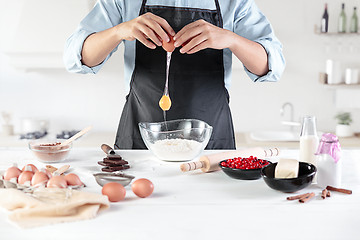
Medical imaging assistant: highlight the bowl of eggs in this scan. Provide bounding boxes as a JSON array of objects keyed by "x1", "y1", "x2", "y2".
[
  {"x1": 28, "y1": 139, "x2": 72, "y2": 163},
  {"x1": 139, "y1": 119, "x2": 213, "y2": 162},
  {"x1": 0, "y1": 163, "x2": 84, "y2": 191}
]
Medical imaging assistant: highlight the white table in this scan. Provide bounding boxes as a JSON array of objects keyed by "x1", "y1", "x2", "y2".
[{"x1": 0, "y1": 147, "x2": 359, "y2": 240}]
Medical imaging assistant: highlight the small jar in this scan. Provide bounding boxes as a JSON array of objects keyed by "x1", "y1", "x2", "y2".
[{"x1": 315, "y1": 133, "x2": 342, "y2": 188}]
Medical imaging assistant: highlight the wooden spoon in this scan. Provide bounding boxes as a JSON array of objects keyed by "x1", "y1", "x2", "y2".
[
  {"x1": 59, "y1": 126, "x2": 92, "y2": 146},
  {"x1": 45, "y1": 164, "x2": 70, "y2": 175},
  {"x1": 53, "y1": 165, "x2": 70, "y2": 175}
]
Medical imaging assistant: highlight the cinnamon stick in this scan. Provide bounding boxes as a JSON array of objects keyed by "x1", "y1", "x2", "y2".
[
  {"x1": 321, "y1": 189, "x2": 328, "y2": 199},
  {"x1": 299, "y1": 192, "x2": 315, "y2": 203},
  {"x1": 287, "y1": 193, "x2": 310, "y2": 201},
  {"x1": 326, "y1": 190, "x2": 331, "y2": 198},
  {"x1": 326, "y1": 186, "x2": 352, "y2": 195}
]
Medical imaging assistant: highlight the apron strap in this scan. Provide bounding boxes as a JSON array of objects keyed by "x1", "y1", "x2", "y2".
[
  {"x1": 214, "y1": 0, "x2": 223, "y2": 28},
  {"x1": 140, "y1": 0, "x2": 223, "y2": 27},
  {"x1": 139, "y1": 0, "x2": 147, "y2": 15}
]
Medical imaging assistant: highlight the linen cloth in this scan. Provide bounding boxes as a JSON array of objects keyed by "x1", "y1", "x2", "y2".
[{"x1": 0, "y1": 188, "x2": 109, "y2": 228}]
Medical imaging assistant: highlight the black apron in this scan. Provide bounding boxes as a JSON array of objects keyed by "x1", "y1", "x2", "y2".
[{"x1": 114, "y1": 0, "x2": 235, "y2": 150}]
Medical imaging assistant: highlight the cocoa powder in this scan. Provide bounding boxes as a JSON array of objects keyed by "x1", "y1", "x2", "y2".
[{"x1": 31, "y1": 143, "x2": 71, "y2": 163}]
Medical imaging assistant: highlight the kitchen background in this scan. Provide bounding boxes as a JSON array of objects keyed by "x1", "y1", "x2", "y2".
[{"x1": 0, "y1": 0, "x2": 359, "y2": 143}]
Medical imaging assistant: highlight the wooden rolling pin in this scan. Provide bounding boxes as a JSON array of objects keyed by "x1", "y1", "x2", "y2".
[{"x1": 180, "y1": 147, "x2": 280, "y2": 173}]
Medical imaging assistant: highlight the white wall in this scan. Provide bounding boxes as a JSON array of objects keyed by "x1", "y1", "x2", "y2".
[
  {"x1": 230, "y1": 0, "x2": 360, "y2": 133},
  {"x1": 0, "y1": 0, "x2": 360, "y2": 136}
]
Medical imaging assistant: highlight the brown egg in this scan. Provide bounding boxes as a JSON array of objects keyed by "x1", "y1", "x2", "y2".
[
  {"x1": 102, "y1": 182, "x2": 126, "y2": 202},
  {"x1": 131, "y1": 178, "x2": 154, "y2": 198},
  {"x1": 47, "y1": 175, "x2": 68, "y2": 188},
  {"x1": 64, "y1": 173, "x2": 83, "y2": 186},
  {"x1": 4, "y1": 166, "x2": 22, "y2": 181},
  {"x1": 162, "y1": 35, "x2": 175, "y2": 52},
  {"x1": 31, "y1": 171, "x2": 49, "y2": 186},
  {"x1": 22, "y1": 164, "x2": 38, "y2": 173},
  {"x1": 18, "y1": 171, "x2": 34, "y2": 185}
]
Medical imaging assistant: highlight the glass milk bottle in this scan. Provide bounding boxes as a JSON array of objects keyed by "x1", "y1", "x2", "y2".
[
  {"x1": 315, "y1": 133, "x2": 342, "y2": 188},
  {"x1": 299, "y1": 116, "x2": 319, "y2": 166}
]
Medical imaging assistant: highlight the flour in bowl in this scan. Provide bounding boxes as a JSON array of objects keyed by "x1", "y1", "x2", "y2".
[{"x1": 151, "y1": 138, "x2": 203, "y2": 161}]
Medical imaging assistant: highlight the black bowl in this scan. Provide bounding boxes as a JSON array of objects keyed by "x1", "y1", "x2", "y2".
[
  {"x1": 261, "y1": 162, "x2": 317, "y2": 193},
  {"x1": 219, "y1": 160, "x2": 271, "y2": 180}
]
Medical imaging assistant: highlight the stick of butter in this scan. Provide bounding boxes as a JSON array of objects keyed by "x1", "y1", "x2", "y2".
[{"x1": 275, "y1": 158, "x2": 299, "y2": 178}]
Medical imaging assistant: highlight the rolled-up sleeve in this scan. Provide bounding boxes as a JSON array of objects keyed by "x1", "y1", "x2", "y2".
[
  {"x1": 233, "y1": 0, "x2": 285, "y2": 82},
  {"x1": 63, "y1": 0, "x2": 123, "y2": 74}
]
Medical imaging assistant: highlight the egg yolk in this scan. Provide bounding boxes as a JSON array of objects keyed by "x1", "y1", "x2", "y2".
[{"x1": 159, "y1": 95, "x2": 172, "y2": 111}]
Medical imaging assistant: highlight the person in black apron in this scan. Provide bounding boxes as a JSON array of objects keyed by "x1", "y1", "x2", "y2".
[{"x1": 114, "y1": 0, "x2": 236, "y2": 150}]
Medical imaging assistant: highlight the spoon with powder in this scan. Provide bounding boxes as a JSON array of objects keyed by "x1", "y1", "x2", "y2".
[{"x1": 59, "y1": 126, "x2": 92, "y2": 147}]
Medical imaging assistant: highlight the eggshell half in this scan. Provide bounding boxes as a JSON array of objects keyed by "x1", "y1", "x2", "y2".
[
  {"x1": 31, "y1": 171, "x2": 49, "y2": 186},
  {"x1": 18, "y1": 171, "x2": 34, "y2": 185},
  {"x1": 41, "y1": 168, "x2": 53, "y2": 179},
  {"x1": 47, "y1": 175, "x2": 68, "y2": 188},
  {"x1": 64, "y1": 173, "x2": 83, "y2": 186},
  {"x1": 4, "y1": 166, "x2": 22, "y2": 181},
  {"x1": 22, "y1": 164, "x2": 39, "y2": 173}
]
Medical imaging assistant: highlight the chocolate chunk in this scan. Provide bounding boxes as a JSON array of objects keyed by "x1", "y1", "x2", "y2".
[
  {"x1": 101, "y1": 167, "x2": 114, "y2": 172},
  {"x1": 103, "y1": 158, "x2": 128, "y2": 165},
  {"x1": 101, "y1": 165, "x2": 130, "y2": 172},
  {"x1": 98, "y1": 160, "x2": 128, "y2": 167},
  {"x1": 106, "y1": 154, "x2": 122, "y2": 160},
  {"x1": 98, "y1": 161, "x2": 113, "y2": 167},
  {"x1": 107, "y1": 165, "x2": 130, "y2": 171}
]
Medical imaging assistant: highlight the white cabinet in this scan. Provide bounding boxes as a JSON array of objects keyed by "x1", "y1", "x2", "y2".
[{"x1": 0, "y1": 0, "x2": 96, "y2": 69}]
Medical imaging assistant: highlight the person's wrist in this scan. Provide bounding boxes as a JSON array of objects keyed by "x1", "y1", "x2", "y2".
[
  {"x1": 114, "y1": 22, "x2": 127, "y2": 42},
  {"x1": 225, "y1": 30, "x2": 239, "y2": 51}
]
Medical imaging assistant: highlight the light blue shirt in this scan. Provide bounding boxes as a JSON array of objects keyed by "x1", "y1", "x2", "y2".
[{"x1": 64, "y1": 0, "x2": 285, "y2": 92}]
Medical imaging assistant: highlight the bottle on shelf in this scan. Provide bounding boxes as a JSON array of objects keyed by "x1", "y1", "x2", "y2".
[
  {"x1": 350, "y1": 7, "x2": 358, "y2": 33},
  {"x1": 338, "y1": 3, "x2": 347, "y2": 33},
  {"x1": 321, "y1": 3, "x2": 329, "y2": 33}
]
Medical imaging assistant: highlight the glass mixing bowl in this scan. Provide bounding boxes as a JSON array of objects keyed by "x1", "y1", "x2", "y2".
[
  {"x1": 28, "y1": 139, "x2": 72, "y2": 163},
  {"x1": 139, "y1": 119, "x2": 213, "y2": 162}
]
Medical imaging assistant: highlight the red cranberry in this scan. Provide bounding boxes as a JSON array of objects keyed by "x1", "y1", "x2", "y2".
[{"x1": 223, "y1": 157, "x2": 269, "y2": 170}]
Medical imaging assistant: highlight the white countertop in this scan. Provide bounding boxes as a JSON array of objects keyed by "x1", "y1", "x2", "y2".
[{"x1": 0, "y1": 147, "x2": 359, "y2": 240}]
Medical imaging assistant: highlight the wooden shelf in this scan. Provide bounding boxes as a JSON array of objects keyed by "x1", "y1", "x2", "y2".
[
  {"x1": 314, "y1": 25, "x2": 359, "y2": 36},
  {"x1": 321, "y1": 83, "x2": 360, "y2": 89},
  {"x1": 316, "y1": 32, "x2": 360, "y2": 36}
]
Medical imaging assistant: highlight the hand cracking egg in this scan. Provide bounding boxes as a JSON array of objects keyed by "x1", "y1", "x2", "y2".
[
  {"x1": 159, "y1": 95, "x2": 172, "y2": 111},
  {"x1": 162, "y1": 35, "x2": 175, "y2": 52}
]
